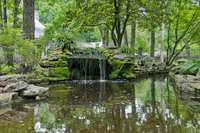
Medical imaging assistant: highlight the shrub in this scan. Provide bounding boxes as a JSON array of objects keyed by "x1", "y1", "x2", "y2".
[
  {"x1": 175, "y1": 60, "x2": 200, "y2": 75},
  {"x1": 0, "y1": 28, "x2": 41, "y2": 73}
]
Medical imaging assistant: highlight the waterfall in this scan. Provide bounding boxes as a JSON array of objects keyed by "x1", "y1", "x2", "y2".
[
  {"x1": 99, "y1": 59, "x2": 106, "y2": 81},
  {"x1": 83, "y1": 59, "x2": 88, "y2": 83},
  {"x1": 41, "y1": 42, "x2": 53, "y2": 60}
]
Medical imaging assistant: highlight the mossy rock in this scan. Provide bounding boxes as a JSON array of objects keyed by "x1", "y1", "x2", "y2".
[
  {"x1": 48, "y1": 67, "x2": 70, "y2": 79},
  {"x1": 109, "y1": 60, "x2": 135, "y2": 80},
  {"x1": 96, "y1": 48, "x2": 113, "y2": 58},
  {"x1": 40, "y1": 59, "x2": 68, "y2": 68}
]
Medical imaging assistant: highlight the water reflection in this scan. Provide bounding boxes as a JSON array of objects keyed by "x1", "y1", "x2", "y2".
[{"x1": 0, "y1": 76, "x2": 199, "y2": 133}]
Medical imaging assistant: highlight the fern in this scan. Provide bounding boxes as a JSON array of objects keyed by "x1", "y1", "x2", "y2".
[{"x1": 176, "y1": 60, "x2": 200, "y2": 75}]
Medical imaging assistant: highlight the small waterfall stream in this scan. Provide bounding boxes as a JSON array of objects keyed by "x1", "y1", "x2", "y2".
[
  {"x1": 99, "y1": 59, "x2": 106, "y2": 81},
  {"x1": 41, "y1": 42, "x2": 53, "y2": 60}
]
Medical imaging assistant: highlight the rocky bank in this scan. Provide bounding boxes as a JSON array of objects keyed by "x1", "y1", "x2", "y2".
[{"x1": 0, "y1": 75, "x2": 49, "y2": 105}]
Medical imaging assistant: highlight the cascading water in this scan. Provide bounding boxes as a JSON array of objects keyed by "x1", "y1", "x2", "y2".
[
  {"x1": 41, "y1": 42, "x2": 53, "y2": 60},
  {"x1": 99, "y1": 59, "x2": 106, "y2": 81},
  {"x1": 69, "y1": 49, "x2": 109, "y2": 80}
]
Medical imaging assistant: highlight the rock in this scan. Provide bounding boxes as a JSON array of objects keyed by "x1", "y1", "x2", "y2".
[
  {"x1": 173, "y1": 74, "x2": 200, "y2": 100},
  {"x1": 3, "y1": 83, "x2": 16, "y2": 92},
  {"x1": 0, "y1": 93, "x2": 17, "y2": 105},
  {"x1": 0, "y1": 87, "x2": 3, "y2": 93},
  {"x1": 113, "y1": 54, "x2": 127, "y2": 60},
  {"x1": 0, "y1": 107, "x2": 12, "y2": 116},
  {"x1": 35, "y1": 96, "x2": 41, "y2": 100},
  {"x1": 0, "y1": 75, "x2": 26, "y2": 83},
  {"x1": 3, "y1": 81, "x2": 28, "y2": 92},
  {"x1": 22, "y1": 85, "x2": 49, "y2": 97}
]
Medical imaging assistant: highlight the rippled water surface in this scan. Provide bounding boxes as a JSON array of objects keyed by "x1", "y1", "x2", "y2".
[{"x1": 0, "y1": 76, "x2": 199, "y2": 133}]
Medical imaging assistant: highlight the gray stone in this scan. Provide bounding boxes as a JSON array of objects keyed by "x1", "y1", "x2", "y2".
[
  {"x1": 0, "y1": 93, "x2": 17, "y2": 105},
  {"x1": 13, "y1": 81, "x2": 29, "y2": 92},
  {"x1": 0, "y1": 75, "x2": 26, "y2": 82},
  {"x1": 22, "y1": 85, "x2": 49, "y2": 97},
  {"x1": 174, "y1": 74, "x2": 200, "y2": 97},
  {"x1": 3, "y1": 81, "x2": 28, "y2": 92}
]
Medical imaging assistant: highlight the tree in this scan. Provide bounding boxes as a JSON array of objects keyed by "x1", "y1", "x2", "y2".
[
  {"x1": 122, "y1": 27, "x2": 128, "y2": 46},
  {"x1": 131, "y1": 19, "x2": 136, "y2": 59},
  {"x1": 23, "y1": 0, "x2": 35, "y2": 39},
  {"x1": 0, "y1": 0, "x2": 2, "y2": 28},
  {"x1": 3, "y1": 0, "x2": 7, "y2": 25},
  {"x1": 13, "y1": 0, "x2": 21, "y2": 28},
  {"x1": 150, "y1": 30, "x2": 155, "y2": 57},
  {"x1": 165, "y1": 0, "x2": 200, "y2": 67}
]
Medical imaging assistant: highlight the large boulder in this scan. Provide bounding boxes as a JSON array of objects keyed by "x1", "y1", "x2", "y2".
[
  {"x1": 0, "y1": 75, "x2": 27, "y2": 88},
  {"x1": 173, "y1": 74, "x2": 200, "y2": 99},
  {"x1": 3, "y1": 81, "x2": 28, "y2": 92},
  {"x1": 22, "y1": 85, "x2": 49, "y2": 97}
]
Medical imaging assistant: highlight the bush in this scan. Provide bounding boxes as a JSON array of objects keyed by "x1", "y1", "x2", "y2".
[
  {"x1": 0, "y1": 64, "x2": 14, "y2": 74},
  {"x1": 0, "y1": 28, "x2": 41, "y2": 73},
  {"x1": 175, "y1": 60, "x2": 200, "y2": 75}
]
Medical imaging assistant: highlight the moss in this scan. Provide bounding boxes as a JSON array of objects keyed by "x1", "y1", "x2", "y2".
[
  {"x1": 109, "y1": 60, "x2": 135, "y2": 80},
  {"x1": 40, "y1": 59, "x2": 68, "y2": 68},
  {"x1": 97, "y1": 48, "x2": 113, "y2": 58},
  {"x1": 48, "y1": 67, "x2": 70, "y2": 78}
]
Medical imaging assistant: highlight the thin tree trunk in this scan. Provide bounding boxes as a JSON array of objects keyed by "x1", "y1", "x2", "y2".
[
  {"x1": 150, "y1": 29, "x2": 155, "y2": 57},
  {"x1": 131, "y1": 20, "x2": 136, "y2": 60},
  {"x1": 131, "y1": 20, "x2": 136, "y2": 48},
  {"x1": 100, "y1": 28, "x2": 106, "y2": 47},
  {"x1": 101, "y1": 28, "x2": 109, "y2": 48},
  {"x1": 160, "y1": 24, "x2": 165, "y2": 63},
  {"x1": 185, "y1": 41, "x2": 190, "y2": 57},
  {"x1": 105, "y1": 29, "x2": 109, "y2": 47},
  {"x1": 122, "y1": 27, "x2": 128, "y2": 46},
  {"x1": 13, "y1": 0, "x2": 21, "y2": 28},
  {"x1": 0, "y1": 0, "x2": 2, "y2": 28},
  {"x1": 3, "y1": 0, "x2": 7, "y2": 25},
  {"x1": 23, "y1": 0, "x2": 35, "y2": 40}
]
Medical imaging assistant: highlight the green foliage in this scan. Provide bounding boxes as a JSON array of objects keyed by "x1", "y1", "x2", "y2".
[
  {"x1": 109, "y1": 60, "x2": 135, "y2": 79},
  {"x1": 97, "y1": 48, "x2": 113, "y2": 58},
  {"x1": 0, "y1": 28, "x2": 41, "y2": 72},
  {"x1": 176, "y1": 60, "x2": 200, "y2": 75},
  {"x1": 49, "y1": 67, "x2": 70, "y2": 78},
  {"x1": 136, "y1": 33, "x2": 149, "y2": 52},
  {"x1": 120, "y1": 46, "x2": 135, "y2": 54},
  {"x1": 0, "y1": 64, "x2": 14, "y2": 74}
]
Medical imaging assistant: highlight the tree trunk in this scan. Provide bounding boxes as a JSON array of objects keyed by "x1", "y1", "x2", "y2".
[
  {"x1": 131, "y1": 20, "x2": 136, "y2": 49},
  {"x1": 101, "y1": 28, "x2": 109, "y2": 48},
  {"x1": 105, "y1": 29, "x2": 109, "y2": 47},
  {"x1": 23, "y1": 0, "x2": 35, "y2": 40},
  {"x1": 185, "y1": 41, "x2": 190, "y2": 57},
  {"x1": 0, "y1": 0, "x2": 2, "y2": 28},
  {"x1": 122, "y1": 27, "x2": 128, "y2": 46},
  {"x1": 3, "y1": 0, "x2": 7, "y2": 25},
  {"x1": 150, "y1": 30, "x2": 155, "y2": 57},
  {"x1": 13, "y1": 0, "x2": 21, "y2": 28},
  {"x1": 160, "y1": 24, "x2": 165, "y2": 63}
]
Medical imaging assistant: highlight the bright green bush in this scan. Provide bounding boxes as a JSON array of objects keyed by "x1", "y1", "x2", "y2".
[
  {"x1": 0, "y1": 64, "x2": 14, "y2": 74},
  {"x1": 0, "y1": 28, "x2": 42, "y2": 73}
]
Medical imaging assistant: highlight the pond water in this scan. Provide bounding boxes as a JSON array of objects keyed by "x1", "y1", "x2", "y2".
[{"x1": 0, "y1": 76, "x2": 199, "y2": 133}]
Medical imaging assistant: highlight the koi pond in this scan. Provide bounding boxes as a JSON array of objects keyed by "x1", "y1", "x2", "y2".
[{"x1": 0, "y1": 76, "x2": 199, "y2": 133}]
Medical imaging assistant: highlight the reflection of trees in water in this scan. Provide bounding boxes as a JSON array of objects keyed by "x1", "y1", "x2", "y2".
[
  {"x1": 60, "y1": 78, "x2": 200, "y2": 133},
  {"x1": 2, "y1": 77, "x2": 198, "y2": 133}
]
